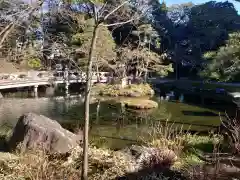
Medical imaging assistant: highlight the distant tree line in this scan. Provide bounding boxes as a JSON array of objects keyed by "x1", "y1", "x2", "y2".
[{"x1": 1, "y1": 0, "x2": 240, "y2": 81}]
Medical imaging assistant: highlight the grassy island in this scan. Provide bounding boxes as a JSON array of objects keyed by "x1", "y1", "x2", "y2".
[{"x1": 93, "y1": 83, "x2": 154, "y2": 97}]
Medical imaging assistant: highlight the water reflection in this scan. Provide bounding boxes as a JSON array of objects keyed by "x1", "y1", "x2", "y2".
[
  {"x1": 0, "y1": 95, "x2": 223, "y2": 149},
  {"x1": 182, "y1": 111, "x2": 218, "y2": 117}
]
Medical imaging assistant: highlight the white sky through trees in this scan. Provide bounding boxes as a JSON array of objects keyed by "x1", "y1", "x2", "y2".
[{"x1": 23, "y1": 0, "x2": 240, "y2": 13}]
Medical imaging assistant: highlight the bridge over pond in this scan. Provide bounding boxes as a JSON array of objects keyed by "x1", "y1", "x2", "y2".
[{"x1": 0, "y1": 70, "x2": 109, "y2": 96}]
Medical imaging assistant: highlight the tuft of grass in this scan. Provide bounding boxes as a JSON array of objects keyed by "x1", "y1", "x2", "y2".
[
  {"x1": 184, "y1": 134, "x2": 223, "y2": 153},
  {"x1": 0, "y1": 149, "x2": 81, "y2": 180},
  {"x1": 143, "y1": 120, "x2": 188, "y2": 156},
  {"x1": 141, "y1": 120, "x2": 224, "y2": 171},
  {"x1": 173, "y1": 153, "x2": 203, "y2": 169}
]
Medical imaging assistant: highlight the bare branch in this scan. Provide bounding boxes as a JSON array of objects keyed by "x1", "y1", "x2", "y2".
[
  {"x1": 0, "y1": 0, "x2": 44, "y2": 49},
  {"x1": 0, "y1": 23, "x2": 13, "y2": 37},
  {"x1": 0, "y1": 23, "x2": 15, "y2": 48},
  {"x1": 97, "y1": 2, "x2": 108, "y2": 18},
  {"x1": 103, "y1": 1, "x2": 128, "y2": 21},
  {"x1": 102, "y1": 18, "x2": 135, "y2": 27}
]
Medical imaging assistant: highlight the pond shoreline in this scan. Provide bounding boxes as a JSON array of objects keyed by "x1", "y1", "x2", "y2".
[
  {"x1": 0, "y1": 88, "x2": 239, "y2": 179},
  {"x1": 0, "y1": 113, "x2": 237, "y2": 180}
]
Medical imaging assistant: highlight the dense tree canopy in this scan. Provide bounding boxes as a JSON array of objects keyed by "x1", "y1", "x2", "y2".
[
  {"x1": 164, "y1": 1, "x2": 240, "y2": 79},
  {"x1": 1, "y1": 0, "x2": 240, "y2": 81},
  {"x1": 201, "y1": 32, "x2": 240, "y2": 81}
]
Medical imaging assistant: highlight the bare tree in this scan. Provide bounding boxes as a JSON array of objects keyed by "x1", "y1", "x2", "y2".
[
  {"x1": 0, "y1": 0, "x2": 44, "y2": 50},
  {"x1": 65, "y1": 1, "x2": 148, "y2": 179},
  {"x1": 107, "y1": 44, "x2": 173, "y2": 85}
]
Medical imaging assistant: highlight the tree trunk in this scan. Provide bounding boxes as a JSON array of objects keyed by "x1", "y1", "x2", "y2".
[
  {"x1": 82, "y1": 25, "x2": 99, "y2": 180},
  {"x1": 96, "y1": 100, "x2": 100, "y2": 124},
  {"x1": 135, "y1": 69, "x2": 138, "y2": 79},
  {"x1": 121, "y1": 77, "x2": 127, "y2": 88},
  {"x1": 96, "y1": 60, "x2": 100, "y2": 83},
  {"x1": 0, "y1": 23, "x2": 15, "y2": 49},
  {"x1": 144, "y1": 70, "x2": 148, "y2": 82},
  {"x1": 145, "y1": 40, "x2": 150, "y2": 83}
]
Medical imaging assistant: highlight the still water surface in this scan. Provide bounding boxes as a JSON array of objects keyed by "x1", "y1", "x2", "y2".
[{"x1": 0, "y1": 94, "x2": 225, "y2": 149}]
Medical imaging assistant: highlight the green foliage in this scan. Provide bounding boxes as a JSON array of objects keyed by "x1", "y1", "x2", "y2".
[
  {"x1": 155, "y1": 38, "x2": 161, "y2": 49},
  {"x1": 27, "y1": 58, "x2": 42, "y2": 69},
  {"x1": 166, "y1": 1, "x2": 240, "y2": 78},
  {"x1": 72, "y1": 18, "x2": 116, "y2": 70},
  {"x1": 122, "y1": 47, "x2": 173, "y2": 77},
  {"x1": 202, "y1": 51, "x2": 216, "y2": 59},
  {"x1": 201, "y1": 32, "x2": 240, "y2": 81},
  {"x1": 71, "y1": 19, "x2": 95, "y2": 45},
  {"x1": 156, "y1": 64, "x2": 174, "y2": 77},
  {"x1": 160, "y1": 1, "x2": 167, "y2": 11},
  {"x1": 95, "y1": 83, "x2": 154, "y2": 97}
]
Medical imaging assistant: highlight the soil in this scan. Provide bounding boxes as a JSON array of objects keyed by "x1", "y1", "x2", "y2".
[{"x1": 0, "y1": 60, "x2": 20, "y2": 73}]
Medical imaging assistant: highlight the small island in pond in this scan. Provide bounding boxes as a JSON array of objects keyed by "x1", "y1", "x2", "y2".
[
  {"x1": 123, "y1": 99, "x2": 158, "y2": 109},
  {"x1": 93, "y1": 83, "x2": 155, "y2": 97}
]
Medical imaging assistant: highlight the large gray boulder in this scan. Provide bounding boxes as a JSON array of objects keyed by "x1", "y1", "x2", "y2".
[{"x1": 8, "y1": 113, "x2": 82, "y2": 153}]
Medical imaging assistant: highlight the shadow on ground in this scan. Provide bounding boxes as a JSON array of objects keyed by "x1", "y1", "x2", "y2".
[
  {"x1": 116, "y1": 167, "x2": 188, "y2": 180},
  {"x1": 0, "y1": 123, "x2": 12, "y2": 152},
  {"x1": 0, "y1": 135, "x2": 7, "y2": 151},
  {"x1": 116, "y1": 164, "x2": 240, "y2": 180},
  {"x1": 182, "y1": 110, "x2": 218, "y2": 117}
]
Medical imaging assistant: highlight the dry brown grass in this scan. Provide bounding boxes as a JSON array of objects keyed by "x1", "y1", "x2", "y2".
[
  {"x1": 0, "y1": 146, "x2": 134, "y2": 180},
  {"x1": 0, "y1": 149, "x2": 81, "y2": 180},
  {"x1": 0, "y1": 145, "x2": 181, "y2": 180},
  {"x1": 143, "y1": 120, "x2": 189, "y2": 156},
  {"x1": 0, "y1": 141, "x2": 233, "y2": 180}
]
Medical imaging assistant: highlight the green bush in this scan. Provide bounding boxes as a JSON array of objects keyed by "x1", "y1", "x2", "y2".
[
  {"x1": 28, "y1": 58, "x2": 42, "y2": 69},
  {"x1": 94, "y1": 83, "x2": 154, "y2": 97}
]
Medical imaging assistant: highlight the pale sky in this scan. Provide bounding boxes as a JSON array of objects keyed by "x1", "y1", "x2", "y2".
[
  {"x1": 24, "y1": 0, "x2": 240, "y2": 13},
  {"x1": 165, "y1": 0, "x2": 240, "y2": 12}
]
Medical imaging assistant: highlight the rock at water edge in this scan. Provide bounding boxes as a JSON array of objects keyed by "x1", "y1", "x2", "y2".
[{"x1": 8, "y1": 113, "x2": 82, "y2": 153}]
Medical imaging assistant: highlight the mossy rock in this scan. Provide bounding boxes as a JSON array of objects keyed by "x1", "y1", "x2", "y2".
[{"x1": 123, "y1": 99, "x2": 158, "y2": 109}]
